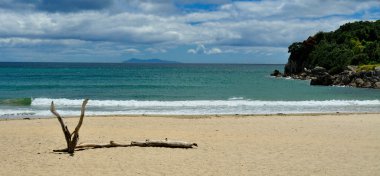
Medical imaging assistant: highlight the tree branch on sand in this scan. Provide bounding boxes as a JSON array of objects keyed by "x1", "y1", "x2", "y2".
[
  {"x1": 50, "y1": 99, "x2": 89, "y2": 154},
  {"x1": 50, "y1": 99, "x2": 197, "y2": 154}
]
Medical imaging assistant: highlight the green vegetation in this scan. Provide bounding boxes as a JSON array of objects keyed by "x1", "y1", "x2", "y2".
[
  {"x1": 357, "y1": 64, "x2": 380, "y2": 72},
  {"x1": 286, "y1": 20, "x2": 380, "y2": 74}
]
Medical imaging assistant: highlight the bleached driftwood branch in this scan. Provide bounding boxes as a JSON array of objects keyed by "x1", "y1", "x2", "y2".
[
  {"x1": 131, "y1": 139, "x2": 198, "y2": 148},
  {"x1": 50, "y1": 99, "x2": 89, "y2": 154},
  {"x1": 51, "y1": 99, "x2": 197, "y2": 154},
  {"x1": 53, "y1": 139, "x2": 197, "y2": 152}
]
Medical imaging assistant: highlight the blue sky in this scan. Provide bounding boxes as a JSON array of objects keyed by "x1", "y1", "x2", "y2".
[{"x1": 0, "y1": 0, "x2": 379, "y2": 64}]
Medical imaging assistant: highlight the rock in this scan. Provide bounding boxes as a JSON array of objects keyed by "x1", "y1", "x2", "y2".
[
  {"x1": 310, "y1": 74, "x2": 334, "y2": 86},
  {"x1": 375, "y1": 66, "x2": 380, "y2": 76},
  {"x1": 333, "y1": 75, "x2": 342, "y2": 85},
  {"x1": 346, "y1": 65, "x2": 357, "y2": 72},
  {"x1": 270, "y1": 69, "x2": 282, "y2": 77},
  {"x1": 281, "y1": 64, "x2": 380, "y2": 89},
  {"x1": 355, "y1": 78, "x2": 365, "y2": 86},
  {"x1": 284, "y1": 58, "x2": 304, "y2": 75},
  {"x1": 304, "y1": 68, "x2": 311, "y2": 74},
  {"x1": 374, "y1": 82, "x2": 380, "y2": 89},
  {"x1": 311, "y1": 66, "x2": 327, "y2": 75},
  {"x1": 341, "y1": 75, "x2": 351, "y2": 84},
  {"x1": 300, "y1": 72, "x2": 308, "y2": 80},
  {"x1": 362, "y1": 81, "x2": 372, "y2": 88},
  {"x1": 349, "y1": 82, "x2": 357, "y2": 87}
]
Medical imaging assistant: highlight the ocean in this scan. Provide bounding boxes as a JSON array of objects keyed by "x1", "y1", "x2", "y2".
[{"x1": 0, "y1": 62, "x2": 379, "y2": 118}]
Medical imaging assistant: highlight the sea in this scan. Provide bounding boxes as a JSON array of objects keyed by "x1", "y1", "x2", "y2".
[{"x1": 0, "y1": 62, "x2": 379, "y2": 118}]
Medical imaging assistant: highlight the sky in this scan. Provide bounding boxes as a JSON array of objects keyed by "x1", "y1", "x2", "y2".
[{"x1": 0, "y1": 0, "x2": 379, "y2": 64}]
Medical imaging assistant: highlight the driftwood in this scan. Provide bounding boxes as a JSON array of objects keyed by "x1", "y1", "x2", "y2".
[
  {"x1": 131, "y1": 139, "x2": 198, "y2": 148},
  {"x1": 53, "y1": 139, "x2": 197, "y2": 152},
  {"x1": 50, "y1": 99, "x2": 89, "y2": 154},
  {"x1": 53, "y1": 141, "x2": 131, "y2": 152},
  {"x1": 51, "y1": 99, "x2": 197, "y2": 154}
]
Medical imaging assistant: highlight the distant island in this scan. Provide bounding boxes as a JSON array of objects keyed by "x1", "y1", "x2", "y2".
[
  {"x1": 272, "y1": 20, "x2": 380, "y2": 89},
  {"x1": 123, "y1": 58, "x2": 180, "y2": 64}
]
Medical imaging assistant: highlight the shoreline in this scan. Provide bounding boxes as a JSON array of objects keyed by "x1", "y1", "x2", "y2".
[{"x1": 2, "y1": 111, "x2": 380, "y2": 121}]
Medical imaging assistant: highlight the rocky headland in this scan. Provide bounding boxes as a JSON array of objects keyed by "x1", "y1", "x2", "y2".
[
  {"x1": 271, "y1": 65, "x2": 380, "y2": 89},
  {"x1": 272, "y1": 20, "x2": 380, "y2": 89}
]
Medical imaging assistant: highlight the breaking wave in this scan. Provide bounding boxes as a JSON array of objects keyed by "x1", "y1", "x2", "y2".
[{"x1": 0, "y1": 98, "x2": 377, "y2": 118}]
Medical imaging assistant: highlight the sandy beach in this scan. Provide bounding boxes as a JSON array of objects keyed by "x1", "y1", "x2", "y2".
[{"x1": 0, "y1": 113, "x2": 380, "y2": 176}]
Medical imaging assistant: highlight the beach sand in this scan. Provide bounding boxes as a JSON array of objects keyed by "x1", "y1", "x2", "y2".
[{"x1": 0, "y1": 114, "x2": 380, "y2": 176}]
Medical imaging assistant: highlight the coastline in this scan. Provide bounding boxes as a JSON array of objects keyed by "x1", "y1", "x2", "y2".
[
  {"x1": 1, "y1": 113, "x2": 379, "y2": 175},
  {"x1": 2, "y1": 111, "x2": 380, "y2": 121}
]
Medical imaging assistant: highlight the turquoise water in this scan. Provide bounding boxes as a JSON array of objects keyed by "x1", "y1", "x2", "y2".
[{"x1": 0, "y1": 62, "x2": 379, "y2": 117}]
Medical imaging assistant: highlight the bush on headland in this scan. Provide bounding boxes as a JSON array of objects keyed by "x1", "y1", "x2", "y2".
[{"x1": 279, "y1": 20, "x2": 380, "y2": 89}]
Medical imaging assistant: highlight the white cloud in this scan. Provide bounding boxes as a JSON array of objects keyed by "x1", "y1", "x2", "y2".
[
  {"x1": 145, "y1": 47, "x2": 167, "y2": 53},
  {"x1": 124, "y1": 48, "x2": 140, "y2": 54},
  {"x1": 187, "y1": 44, "x2": 222, "y2": 55},
  {"x1": 0, "y1": 37, "x2": 87, "y2": 47},
  {"x1": 1, "y1": 0, "x2": 377, "y2": 49},
  {"x1": 208, "y1": 47, "x2": 222, "y2": 54},
  {"x1": 0, "y1": 0, "x2": 379, "y2": 62}
]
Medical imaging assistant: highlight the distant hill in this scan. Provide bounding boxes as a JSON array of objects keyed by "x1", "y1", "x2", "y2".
[{"x1": 123, "y1": 58, "x2": 180, "y2": 64}]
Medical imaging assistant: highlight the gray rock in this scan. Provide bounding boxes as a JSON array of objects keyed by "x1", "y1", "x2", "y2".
[
  {"x1": 270, "y1": 69, "x2": 282, "y2": 77},
  {"x1": 346, "y1": 65, "x2": 357, "y2": 72},
  {"x1": 375, "y1": 66, "x2": 380, "y2": 76},
  {"x1": 311, "y1": 66, "x2": 327, "y2": 75},
  {"x1": 310, "y1": 75, "x2": 334, "y2": 86},
  {"x1": 362, "y1": 81, "x2": 372, "y2": 88},
  {"x1": 374, "y1": 82, "x2": 380, "y2": 89},
  {"x1": 355, "y1": 78, "x2": 365, "y2": 86},
  {"x1": 300, "y1": 72, "x2": 308, "y2": 80},
  {"x1": 341, "y1": 75, "x2": 351, "y2": 84}
]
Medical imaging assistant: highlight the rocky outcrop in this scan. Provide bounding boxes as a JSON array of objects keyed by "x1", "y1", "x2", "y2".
[
  {"x1": 270, "y1": 70, "x2": 282, "y2": 77},
  {"x1": 272, "y1": 66, "x2": 380, "y2": 89}
]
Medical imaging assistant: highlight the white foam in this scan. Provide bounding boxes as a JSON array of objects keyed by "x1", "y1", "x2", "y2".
[
  {"x1": 0, "y1": 98, "x2": 376, "y2": 117},
  {"x1": 31, "y1": 98, "x2": 380, "y2": 107}
]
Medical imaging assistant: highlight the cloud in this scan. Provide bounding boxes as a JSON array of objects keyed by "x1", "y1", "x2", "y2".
[
  {"x1": 145, "y1": 47, "x2": 167, "y2": 53},
  {"x1": 188, "y1": 44, "x2": 222, "y2": 54},
  {"x1": 0, "y1": 37, "x2": 87, "y2": 47},
  {"x1": 1, "y1": 0, "x2": 377, "y2": 49},
  {"x1": 2, "y1": 0, "x2": 113, "y2": 12},
  {"x1": 0, "y1": 0, "x2": 379, "y2": 62},
  {"x1": 124, "y1": 48, "x2": 140, "y2": 54},
  {"x1": 220, "y1": 0, "x2": 380, "y2": 19}
]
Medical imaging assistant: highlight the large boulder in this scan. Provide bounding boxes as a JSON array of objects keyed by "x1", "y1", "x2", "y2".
[
  {"x1": 362, "y1": 81, "x2": 373, "y2": 88},
  {"x1": 334, "y1": 70, "x2": 352, "y2": 85},
  {"x1": 310, "y1": 74, "x2": 334, "y2": 86},
  {"x1": 374, "y1": 82, "x2": 380, "y2": 89},
  {"x1": 355, "y1": 78, "x2": 365, "y2": 87},
  {"x1": 311, "y1": 66, "x2": 327, "y2": 76}
]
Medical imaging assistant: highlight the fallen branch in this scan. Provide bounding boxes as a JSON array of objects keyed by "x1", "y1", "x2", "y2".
[
  {"x1": 51, "y1": 99, "x2": 89, "y2": 154},
  {"x1": 53, "y1": 139, "x2": 198, "y2": 152},
  {"x1": 51, "y1": 98, "x2": 197, "y2": 154},
  {"x1": 53, "y1": 141, "x2": 131, "y2": 152},
  {"x1": 131, "y1": 139, "x2": 198, "y2": 148}
]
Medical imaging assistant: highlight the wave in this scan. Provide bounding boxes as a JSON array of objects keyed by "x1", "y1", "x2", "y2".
[
  {"x1": 0, "y1": 98, "x2": 32, "y2": 106},
  {"x1": 1, "y1": 98, "x2": 379, "y2": 117},
  {"x1": 30, "y1": 98, "x2": 380, "y2": 107}
]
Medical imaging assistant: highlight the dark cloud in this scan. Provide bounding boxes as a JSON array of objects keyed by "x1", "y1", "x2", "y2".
[
  {"x1": 5, "y1": 0, "x2": 114, "y2": 12},
  {"x1": 36, "y1": 0, "x2": 113, "y2": 12}
]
